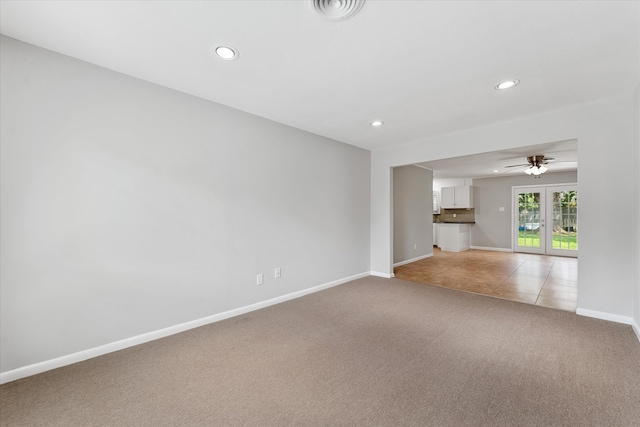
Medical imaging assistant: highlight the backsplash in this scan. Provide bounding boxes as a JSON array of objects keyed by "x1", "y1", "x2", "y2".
[{"x1": 434, "y1": 208, "x2": 475, "y2": 223}]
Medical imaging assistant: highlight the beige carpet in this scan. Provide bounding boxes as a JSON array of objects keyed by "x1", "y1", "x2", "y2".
[{"x1": 2, "y1": 276, "x2": 640, "y2": 426}]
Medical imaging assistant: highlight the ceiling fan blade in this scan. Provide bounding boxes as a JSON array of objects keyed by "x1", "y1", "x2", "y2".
[{"x1": 501, "y1": 155, "x2": 575, "y2": 172}]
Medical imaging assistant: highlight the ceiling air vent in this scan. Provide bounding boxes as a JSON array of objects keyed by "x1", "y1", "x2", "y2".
[{"x1": 310, "y1": 0, "x2": 366, "y2": 21}]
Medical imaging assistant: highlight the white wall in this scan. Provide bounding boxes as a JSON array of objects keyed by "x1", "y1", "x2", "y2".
[
  {"x1": 371, "y1": 95, "x2": 637, "y2": 320},
  {"x1": 0, "y1": 36, "x2": 371, "y2": 374},
  {"x1": 471, "y1": 171, "x2": 577, "y2": 250},
  {"x1": 393, "y1": 165, "x2": 432, "y2": 264}
]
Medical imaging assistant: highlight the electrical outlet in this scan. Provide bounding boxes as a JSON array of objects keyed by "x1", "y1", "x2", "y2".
[
  {"x1": 414, "y1": 244, "x2": 417, "y2": 250},
  {"x1": 257, "y1": 274, "x2": 263, "y2": 285},
  {"x1": 275, "y1": 268, "x2": 281, "y2": 279}
]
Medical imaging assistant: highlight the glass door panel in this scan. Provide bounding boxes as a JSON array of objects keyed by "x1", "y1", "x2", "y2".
[
  {"x1": 547, "y1": 186, "x2": 578, "y2": 257},
  {"x1": 514, "y1": 188, "x2": 545, "y2": 254}
]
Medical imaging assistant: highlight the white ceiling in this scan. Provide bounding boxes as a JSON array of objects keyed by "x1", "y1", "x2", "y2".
[
  {"x1": 418, "y1": 139, "x2": 578, "y2": 179},
  {"x1": 1, "y1": 1, "x2": 638, "y2": 175}
]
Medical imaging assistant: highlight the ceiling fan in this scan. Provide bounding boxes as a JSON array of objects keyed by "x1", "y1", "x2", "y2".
[{"x1": 504, "y1": 155, "x2": 556, "y2": 176}]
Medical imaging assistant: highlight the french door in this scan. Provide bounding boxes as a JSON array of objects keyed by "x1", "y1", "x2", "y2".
[{"x1": 513, "y1": 185, "x2": 578, "y2": 257}]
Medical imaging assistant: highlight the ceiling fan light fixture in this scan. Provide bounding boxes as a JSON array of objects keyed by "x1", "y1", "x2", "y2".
[
  {"x1": 520, "y1": 155, "x2": 549, "y2": 176},
  {"x1": 495, "y1": 79, "x2": 520, "y2": 90},
  {"x1": 525, "y1": 165, "x2": 545, "y2": 176},
  {"x1": 504, "y1": 154, "x2": 570, "y2": 177}
]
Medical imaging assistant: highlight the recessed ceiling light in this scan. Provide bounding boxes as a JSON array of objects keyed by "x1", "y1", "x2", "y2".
[
  {"x1": 370, "y1": 120, "x2": 384, "y2": 127},
  {"x1": 495, "y1": 80, "x2": 520, "y2": 90},
  {"x1": 214, "y1": 46, "x2": 238, "y2": 61},
  {"x1": 493, "y1": 169, "x2": 499, "y2": 173}
]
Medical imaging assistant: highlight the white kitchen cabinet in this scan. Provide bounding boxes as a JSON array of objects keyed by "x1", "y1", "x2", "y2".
[
  {"x1": 439, "y1": 223, "x2": 471, "y2": 252},
  {"x1": 441, "y1": 186, "x2": 473, "y2": 209}
]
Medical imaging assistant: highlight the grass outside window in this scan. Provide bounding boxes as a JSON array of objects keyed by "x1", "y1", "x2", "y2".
[{"x1": 518, "y1": 231, "x2": 578, "y2": 250}]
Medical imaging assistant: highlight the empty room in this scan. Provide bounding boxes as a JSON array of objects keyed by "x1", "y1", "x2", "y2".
[{"x1": 1, "y1": 1, "x2": 639, "y2": 426}]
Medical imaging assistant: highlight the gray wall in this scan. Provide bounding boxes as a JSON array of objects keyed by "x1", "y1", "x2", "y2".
[
  {"x1": 471, "y1": 171, "x2": 578, "y2": 250},
  {"x1": 0, "y1": 36, "x2": 371, "y2": 373},
  {"x1": 393, "y1": 166, "x2": 432, "y2": 264}
]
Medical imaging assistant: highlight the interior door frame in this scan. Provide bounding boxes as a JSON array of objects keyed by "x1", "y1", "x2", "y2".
[{"x1": 512, "y1": 183, "x2": 578, "y2": 257}]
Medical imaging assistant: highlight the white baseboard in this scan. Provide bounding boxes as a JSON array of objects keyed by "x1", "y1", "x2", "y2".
[
  {"x1": 576, "y1": 308, "x2": 637, "y2": 328},
  {"x1": 632, "y1": 319, "x2": 640, "y2": 343},
  {"x1": 370, "y1": 271, "x2": 394, "y2": 278},
  {"x1": 393, "y1": 253, "x2": 433, "y2": 267},
  {"x1": 470, "y1": 246, "x2": 513, "y2": 252},
  {"x1": 575, "y1": 309, "x2": 640, "y2": 344},
  {"x1": 0, "y1": 271, "x2": 370, "y2": 385}
]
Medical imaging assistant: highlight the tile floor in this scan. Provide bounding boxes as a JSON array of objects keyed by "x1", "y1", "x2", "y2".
[{"x1": 393, "y1": 248, "x2": 578, "y2": 312}]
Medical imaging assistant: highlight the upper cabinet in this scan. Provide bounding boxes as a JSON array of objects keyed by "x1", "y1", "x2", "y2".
[{"x1": 441, "y1": 185, "x2": 473, "y2": 209}]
